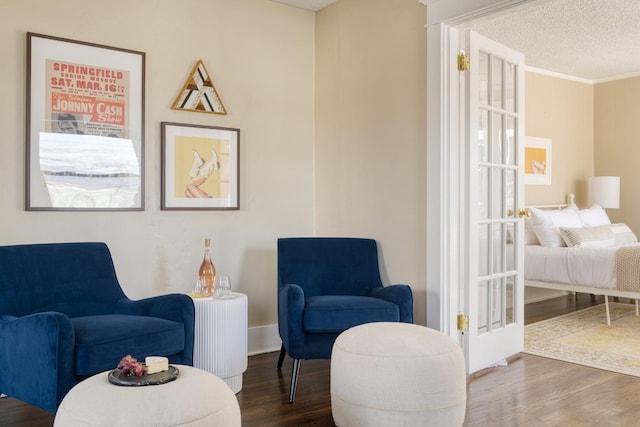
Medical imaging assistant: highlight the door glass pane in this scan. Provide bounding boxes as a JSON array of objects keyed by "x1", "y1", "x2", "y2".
[
  {"x1": 491, "y1": 167, "x2": 503, "y2": 219},
  {"x1": 478, "y1": 166, "x2": 489, "y2": 219},
  {"x1": 479, "y1": 51, "x2": 489, "y2": 106},
  {"x1": 506, "y1": 223, "x2": 516, "y2": 269},
  {"x1": 492, "y1": 223, "x2": 503, "y2": 274},
  {"x1": 506, "y1": 115, "x2": 515, "y2": 166},
  {"x1": 478, "y1": 109, "x2": 489, "y2": 163},
  {"x1": 478, "y1": 223, "x2": 489, "y2": 277},
  {"x1": 478, "y1": 279, "x2": 489, "y2": 335},
  {"x1": 491, "y1": 112, "x2": 502, "y2": 164},
  {"x1": 506, "y1": 275, "x2": 515, "y2": 324},
  {"x1": 491, "y1": 278, "x2": 503, "y2": 329},
  {"x1": 506, "y1": 169, "x2": 515, "y2": 215},
  {"x1": 505, "y1": 62, "x2": 516, "y2": 112},
  {"x1": 492, "y1": 57, "x2": 503, "y2": 109}
]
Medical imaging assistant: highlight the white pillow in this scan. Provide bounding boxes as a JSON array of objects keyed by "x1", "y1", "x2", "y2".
[
  {"x1": 529, "y1": 205, "x2": 581, "y2": 247},
  {"x1": 524, "y1": 218, "x2": 540, "y2": 245},
  {"x1": 578, "y1": 204, "x2": 611, "y2": 227},
  {"x1": 559, "y1": 225, "x2": 615, "y2": 247},
  {"x1": 609, "y1": 223, "x2": 638, "y2": 245},
  {"x1": 560, "y1": 223, "x2": 637, "y2": 247}
]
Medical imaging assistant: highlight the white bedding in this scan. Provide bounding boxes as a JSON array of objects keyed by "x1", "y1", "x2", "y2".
[{"x1": 525, "y1": 243, "x2": 640, "y2": 290}]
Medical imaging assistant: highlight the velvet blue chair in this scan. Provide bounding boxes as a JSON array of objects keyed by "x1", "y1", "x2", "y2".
[
  {"x1": 277, "y1": 237, "x2": 413, "y2": 403},
  {"x1": 0, "y1": 242, "x2": 195, "y2": 413}
]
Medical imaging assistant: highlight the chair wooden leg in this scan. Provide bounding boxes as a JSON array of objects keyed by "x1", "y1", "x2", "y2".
[
  {"x1": 289, "y1": 359, "x2": 300, "y2": 404},
  {"x1": 277, "y1": 344, "x2": 286, "y2": 369}
]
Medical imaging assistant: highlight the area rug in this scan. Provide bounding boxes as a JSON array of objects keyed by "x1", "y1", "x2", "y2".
[{"x1": 524, "y1": 302, "x2": 640, "y2": 377}]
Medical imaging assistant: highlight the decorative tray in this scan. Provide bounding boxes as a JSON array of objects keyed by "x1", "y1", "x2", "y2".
[{"x1": 108, "y1": 365, "x2": 179, "y2": 386}]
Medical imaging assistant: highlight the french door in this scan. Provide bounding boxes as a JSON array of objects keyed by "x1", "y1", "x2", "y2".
[{"x1": 462, "y1": 30, "x2": 526, "y2": 373}]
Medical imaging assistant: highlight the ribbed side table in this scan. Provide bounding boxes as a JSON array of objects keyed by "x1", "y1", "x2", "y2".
[{"x1": 192, "y1": 293, "x2": 248, "y2": 393}]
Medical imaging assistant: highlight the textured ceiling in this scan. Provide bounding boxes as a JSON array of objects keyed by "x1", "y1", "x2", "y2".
[{"x1": 468, "y1": 0, "x2": 640, "y2": 82}]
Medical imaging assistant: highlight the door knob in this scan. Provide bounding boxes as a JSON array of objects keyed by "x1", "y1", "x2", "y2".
[{"x1": 518, "y1": 208, "x2": 530, "y2": 218}]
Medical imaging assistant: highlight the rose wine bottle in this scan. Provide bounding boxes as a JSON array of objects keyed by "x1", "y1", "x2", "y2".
[{"x1": 198, "y1": 238, "x2": 216, "y2": 296}]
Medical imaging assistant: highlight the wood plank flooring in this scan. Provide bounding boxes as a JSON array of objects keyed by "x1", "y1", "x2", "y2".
[{"x1": 3, "y1": 294, "x2": 639, "y2": 426}]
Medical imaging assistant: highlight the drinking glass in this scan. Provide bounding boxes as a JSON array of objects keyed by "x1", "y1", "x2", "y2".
[
  {"x1": 215, "y1": 275, "x2": 231, "y2": 297},
  {"x1": 191, "y1": 276, "x2": 206, "y2": 298}
]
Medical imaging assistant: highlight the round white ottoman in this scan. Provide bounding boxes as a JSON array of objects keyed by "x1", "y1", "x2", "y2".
[
  {"x1": 331, "y1": 322, "x2": 466, "y2": 427},
  {"x1": 54, "y1": 365, "x2": 241, "y2": 426}
]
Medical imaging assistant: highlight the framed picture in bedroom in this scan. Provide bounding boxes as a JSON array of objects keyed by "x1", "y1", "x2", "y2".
[
  {"x1": 524, "y1": 136, "x2": 552, "y2": 186},
  {"x1": 26, "y1": 33, "x2": 145, "y2": 211},
  {"x1": 161, "y1": 122, "x2": 240, "y2": 210}
]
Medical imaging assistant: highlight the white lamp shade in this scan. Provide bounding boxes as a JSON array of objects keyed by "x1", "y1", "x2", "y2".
[{"x1": 588, "y1": 176, "x2": 620, "y2": 209}]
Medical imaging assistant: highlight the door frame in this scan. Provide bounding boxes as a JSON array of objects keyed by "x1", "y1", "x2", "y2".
[{"x1": 425, "y1": 0, "x2": 537, "y2": 335}]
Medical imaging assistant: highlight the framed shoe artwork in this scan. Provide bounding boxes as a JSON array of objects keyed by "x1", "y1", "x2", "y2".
[{"x1": 161, "y1": 122, "x2": 239, "y2": 210}]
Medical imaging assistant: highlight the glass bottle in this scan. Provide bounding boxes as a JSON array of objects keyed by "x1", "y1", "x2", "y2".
[{"x1": 198, "y1": 238, "x2": 216, "y2": 297}]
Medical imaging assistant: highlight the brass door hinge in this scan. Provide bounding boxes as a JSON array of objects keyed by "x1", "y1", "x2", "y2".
[
  {"x1": 458, "y1": 52, "x2": 469, "y2": 71},
  {"x1": 457, "y1": 313, "x2": 469, "y2": 332}
]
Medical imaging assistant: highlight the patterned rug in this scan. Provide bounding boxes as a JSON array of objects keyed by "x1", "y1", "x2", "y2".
[{"x1": 524, "y1": 302, "x2": 640, "y2": 377}]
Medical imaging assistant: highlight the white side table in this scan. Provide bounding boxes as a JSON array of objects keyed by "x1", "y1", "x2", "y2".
[{"x1": 192, "y1": 293, "x2": 248, "y2": 393}]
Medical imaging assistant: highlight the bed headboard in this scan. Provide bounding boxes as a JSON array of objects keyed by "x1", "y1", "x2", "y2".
[{"x1": 526, "y1": 193, "x2": 575, "y2": 210}]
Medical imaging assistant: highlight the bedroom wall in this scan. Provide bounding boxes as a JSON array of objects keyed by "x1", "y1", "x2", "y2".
[
  {"x1": 525, "y1": 71, "x2": 594, "y2": 207},
  {"x1": 314, "y1": 0, "x2": 428, "y2": 324},
  {"x1": 0, "y1": 0, "x2": 315, "y2": 341},
  {"x1": 594, "y1": 76, "x2": 640, "y2": 233}
]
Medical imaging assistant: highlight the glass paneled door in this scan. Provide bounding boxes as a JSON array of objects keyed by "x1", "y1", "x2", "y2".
[{"x1": 463, "y1": 30, "x2": 525, "y2": 373}]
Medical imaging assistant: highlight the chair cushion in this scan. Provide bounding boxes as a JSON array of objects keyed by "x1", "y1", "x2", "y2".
[
  {"x1": 72, "y1": 314, "x2": 185, "y2": 376},
  {"x1": 303, "y1": 296, "x2": 400, "y2": 333}
]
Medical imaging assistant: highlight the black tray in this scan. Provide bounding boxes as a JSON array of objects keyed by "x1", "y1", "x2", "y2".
[{"x1": 108, "y1": 365, "x2": 179, "y2": 386}]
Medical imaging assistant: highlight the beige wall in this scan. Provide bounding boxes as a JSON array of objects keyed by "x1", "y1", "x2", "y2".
[
  {"x1": 1, "y1": 0, "x2": 428, "y2": 337},
  {"x1": 525, "y1": 71, "x2": 594, "y2": 206},
  {"x1": 1, "y1": 0, "x2": 315, "y2": 330},
  {"x1": 594, "y1": 77, "x2": 640, "y2": 230},
  {"x1": 315, "y1": 0, "x2": 427, "y2": 324}
]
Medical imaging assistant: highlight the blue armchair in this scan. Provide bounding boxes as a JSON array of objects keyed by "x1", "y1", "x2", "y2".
[
  {"x1": 0, "y1": 242, "x2": 194, "y2": 413},
  {"x1": 277, "y1": 237, "x2": 413, "y2": 402}
]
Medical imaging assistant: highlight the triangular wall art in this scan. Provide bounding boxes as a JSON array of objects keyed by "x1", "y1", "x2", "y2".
[{"x1": 172, "y1": 59, "x2": 227, "y2": 115}]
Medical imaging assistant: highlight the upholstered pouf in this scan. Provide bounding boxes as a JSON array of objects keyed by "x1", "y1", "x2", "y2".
[
  {"x1": 331, "y1": 322, "x2": 466, "y2": 427},
  {"x1": 54, "y1": 365, "x2": 240, "y2": 426}
]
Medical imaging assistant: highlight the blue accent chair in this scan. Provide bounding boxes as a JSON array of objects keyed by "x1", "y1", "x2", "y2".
[
  {"x1": 277, "y1": 237, "x2": 413, "y2": 403},
  {"x1": 0, "y1": 242, "x2": 195, "y2": 413}
]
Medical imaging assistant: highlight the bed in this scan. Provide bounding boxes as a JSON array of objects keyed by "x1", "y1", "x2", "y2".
[{"x1": 524, "y1": 195, "x2": 640, "y2": 325}]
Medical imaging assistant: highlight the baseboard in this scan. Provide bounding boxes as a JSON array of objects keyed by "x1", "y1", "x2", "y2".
[{"x1": 248, "y1": 323, "x2": 281, "y2": 356}]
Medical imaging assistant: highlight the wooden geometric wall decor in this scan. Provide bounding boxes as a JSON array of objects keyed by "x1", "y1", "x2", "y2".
[{"x1": 172, "y1": 59, "x2": 227, "y2": 115}]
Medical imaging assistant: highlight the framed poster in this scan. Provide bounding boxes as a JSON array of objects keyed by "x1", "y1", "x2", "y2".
[
  {"x1": 161, "y1": 122, "x2": 239, "y2": 210},
  {"x1": 524, "y1": 136, "x2": 552, "y2": 186},
  {"x1": 26, "y1": 33, "x2": 145, "y2": 210}
]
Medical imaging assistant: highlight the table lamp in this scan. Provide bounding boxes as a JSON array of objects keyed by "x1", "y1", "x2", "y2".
[{"x1": 587, "y1": 176, "x2": 620, "y2": 209}]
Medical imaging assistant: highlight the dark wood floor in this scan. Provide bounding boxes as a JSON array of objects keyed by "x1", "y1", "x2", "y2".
[{"x1": 3, "y1": 294, "x2": 639, "y2": 426}]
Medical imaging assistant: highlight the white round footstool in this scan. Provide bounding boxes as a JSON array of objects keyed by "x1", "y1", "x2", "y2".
[
  {"x1": 331, "y1": 322, "x2": 466, "y2": 427},
  {"x1": 54, "y1": 365, "x2": 241, "y2": 426}
]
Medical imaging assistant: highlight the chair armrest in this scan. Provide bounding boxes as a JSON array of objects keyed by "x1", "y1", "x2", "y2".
[
  {"x1": 115, "y1": 294, "x2": 195, "y2": 365},
  {"x1": 370, "y1": 284, "x2": 414, "y2": 323},
  {"x1": 278, "y1": 283, "x2": 306, "y2": 356},
  {"x1": 115, "y1": 293, "x2": 194, "y2": 324},
  {"x1": 0, "y1": 312, "x2": 76, "y2": 413}
]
